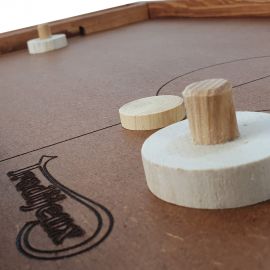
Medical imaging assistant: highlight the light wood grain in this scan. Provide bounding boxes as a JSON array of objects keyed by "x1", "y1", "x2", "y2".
[
  {"x1": 182, "y1": 78, "x2": 239, "y2": 145},
  {"x1": 149, "y1": 0, "x2": 270, "y2": 18},
  {"x1": 119, "y1": 95, "x2": 185, "y2": 130},
  {"x1": 27, "y1": 34, "x2": 68, "y2": 54},
  {"x1": 37, "y1": 24, "x2": 52, "y2": 39}
]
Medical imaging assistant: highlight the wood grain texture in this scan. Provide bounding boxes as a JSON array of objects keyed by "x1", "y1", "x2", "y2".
[
  {"x1": 80, "y1": 3, "x2": 149, "y2": 35},
  {"x1": 0, "y1": 3, "x2": 149, "y2": 55},
  {"x1": 182, "y1": 78, "x2": 239, "y2": 145},
  {"x1": 2, "y1": 1, "x2": 270, "y2": 55},
  {"x1": 37, "y1": 24, "x2": 52, "y2": 39},
  {"x1": 119, "y1": 95, "x2": 185, "y2": 130},
  {"x1": 149, "y1": 0, "x2": 270, "y2": 18}
]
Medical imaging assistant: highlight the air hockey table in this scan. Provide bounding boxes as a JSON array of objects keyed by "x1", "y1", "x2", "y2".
[{"x1": 1, "y1": 1, "x2": 270, "y2": 269}]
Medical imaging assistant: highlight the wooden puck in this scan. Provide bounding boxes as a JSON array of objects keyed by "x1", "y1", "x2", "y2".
[{"x1": 119, "y1": 95, "x2": 185, "y2": 130}]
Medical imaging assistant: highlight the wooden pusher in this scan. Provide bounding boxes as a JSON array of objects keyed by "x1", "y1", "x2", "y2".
[
  {"x1": 142, "y1": 78, "x2": 270, "y2": 209},
  {"x1": 27, "y1": 23, "x2": 68, "y2": 54}
]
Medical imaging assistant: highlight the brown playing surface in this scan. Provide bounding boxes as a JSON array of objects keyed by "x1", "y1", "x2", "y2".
[{"x1": 1, "y1": 18, "x2": 270, "y2": 269}]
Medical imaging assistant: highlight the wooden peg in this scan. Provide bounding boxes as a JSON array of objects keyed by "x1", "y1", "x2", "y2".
[
  {"x1": 37, "y1": 24, "x2": 52, "y2": 39},
  {"x1": 182, "y1": 78, "x2": 239, "y2": 145}
]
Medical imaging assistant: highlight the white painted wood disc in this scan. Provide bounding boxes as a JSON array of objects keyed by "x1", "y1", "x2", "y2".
[
  {"x1": 119, "y1": 95, "x2": 185, "y2": 130},
  {"x1": 27, "y1": 34, "x2": 68, "y2": 54},
  {"x1": 142, "y1": 112, "x2": 270, "y2": 209}
]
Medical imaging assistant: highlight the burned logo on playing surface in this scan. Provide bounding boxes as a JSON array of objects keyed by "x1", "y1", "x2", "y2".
[
  {"x1": 9, "y1": 170, "x2": 85, "y2": 245},
  {"x1": 7, "y1": 155, "x2": 113, "y2": 260}
]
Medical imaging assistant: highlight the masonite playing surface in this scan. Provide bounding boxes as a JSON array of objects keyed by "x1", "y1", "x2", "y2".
[{"x1": 1, "y1": 17, "x2": 270, "y2": 269}]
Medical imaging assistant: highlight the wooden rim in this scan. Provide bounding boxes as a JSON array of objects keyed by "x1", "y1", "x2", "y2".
[{"x1": 1, "y1": 1, "x2": 270, "y2": 55}]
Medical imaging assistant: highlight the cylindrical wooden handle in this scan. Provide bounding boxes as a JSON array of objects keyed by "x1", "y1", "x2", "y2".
[
  {"x1": 182, "y1": 78, "x2": 239, "y2": 145},
  {"x1": 37, "y1": 24, "x2": 51, "y2": 39}
]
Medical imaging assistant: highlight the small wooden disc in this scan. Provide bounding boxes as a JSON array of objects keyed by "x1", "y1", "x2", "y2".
[
  {"x1": 27, "y1": 34, "x2": 68, "y2": 54},
  {"x1": 119, "y1": 95, "x2": 185, "y2": 130},
  {"x1": 142, "y1": 112, "x2": 270, "y2": 209}
]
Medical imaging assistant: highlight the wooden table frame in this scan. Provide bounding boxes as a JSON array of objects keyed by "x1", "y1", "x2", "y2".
[{"x1": 1, "y1": 0, "x2": 270, "y2": 55}]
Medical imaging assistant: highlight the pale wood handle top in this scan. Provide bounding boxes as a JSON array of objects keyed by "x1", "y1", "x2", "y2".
[
  {"x1": 182, "y1": 78, "x2": 239, "y2": 145},
  {"x1": 37, "y1": 24, "x2": 51, "y2": 39}
]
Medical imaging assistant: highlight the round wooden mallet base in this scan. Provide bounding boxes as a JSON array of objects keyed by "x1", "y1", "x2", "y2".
[
  {"x1": 27, "y1": 34, "x2": 68, "y2": 54},
  {"x1": 119, "y1": 95, "x2": 185, "y2": 130},
  {"x1": 142, "y1": 112, "x2": 270, "y2": 209}
]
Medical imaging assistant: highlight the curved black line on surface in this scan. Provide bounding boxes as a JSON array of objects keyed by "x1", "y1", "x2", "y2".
[
  {"x1": 12, "y1": 156, "x2": 114, "y2": 260},
  {"x1": 21, "y1": 156, "x2": 102, "y2": 254},
  {"x1": 156, "y1": 55, "x2": 270, "y2": 96},
  {"x1": 1, "y1": 55, "x2": 270, "y2": 164}
]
